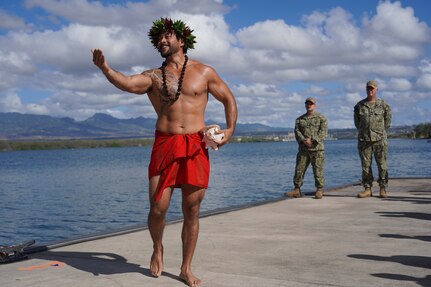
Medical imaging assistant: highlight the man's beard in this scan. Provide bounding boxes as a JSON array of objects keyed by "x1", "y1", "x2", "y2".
[
  {"x1": 159, "y1": 46, "x2": 174, "y2": 58},
  {"x1": 160, "y1": 50, "x2": 171, "y2": 58}
]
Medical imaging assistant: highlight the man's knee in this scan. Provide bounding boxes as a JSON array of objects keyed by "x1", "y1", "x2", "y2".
[
  {"x1": 182, "y1": 187, "x2": 204, "y2": 216},
  {"x1": 149, "y1": 210, "x2": 165, "y2": 221},
  {"x1": 149, "y1": 203, "x2": 169, "y2": 219},
  {"x1": 182, "y1": 197, "x2": 202, "y2": 216}
]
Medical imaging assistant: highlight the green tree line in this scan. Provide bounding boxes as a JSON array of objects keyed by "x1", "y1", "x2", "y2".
[
  {"x1": 414, "y1": 122, "x2": 431, "y2": 139},
  {"x1": 0, "y1": 138, "x2": 154, "y2": 152}
]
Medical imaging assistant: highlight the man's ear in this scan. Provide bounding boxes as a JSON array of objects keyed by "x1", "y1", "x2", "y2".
[{"x1": 179, "y1": 37, "x2": 185, "y2": 49}]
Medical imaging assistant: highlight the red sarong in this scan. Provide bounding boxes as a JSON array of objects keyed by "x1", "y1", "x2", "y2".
[{"x1": 148, "y1": 130, "x2": 210, "y2": 201}]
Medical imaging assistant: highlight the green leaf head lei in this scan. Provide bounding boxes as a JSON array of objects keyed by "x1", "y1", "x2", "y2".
[{"x1": 148, "y1": 18, "x2": 196, "y2": 54}]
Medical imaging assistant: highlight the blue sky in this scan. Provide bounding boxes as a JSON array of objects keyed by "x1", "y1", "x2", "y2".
[{"x1": 0, "y1": 0, "x2": 430, "y2": 128}]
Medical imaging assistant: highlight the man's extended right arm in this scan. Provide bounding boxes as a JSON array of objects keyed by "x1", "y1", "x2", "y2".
[{"x1": 92, "y1": 48, "x2": 151, "y2": 94}]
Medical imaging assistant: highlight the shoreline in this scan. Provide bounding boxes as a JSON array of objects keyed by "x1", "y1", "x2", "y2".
[{"x1": 1, "y1": 136, "x2": 429, "y2": 152}]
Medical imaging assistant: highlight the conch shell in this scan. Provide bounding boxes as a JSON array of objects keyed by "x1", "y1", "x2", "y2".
[{"x1": 201, "y1": 125, "x2": 224, "y2": 150}]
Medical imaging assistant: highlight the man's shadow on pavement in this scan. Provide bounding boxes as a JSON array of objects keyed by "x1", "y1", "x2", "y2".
[
  {"x1": 372, "y1": 273, "x2": 431, "y2": 287},
  {"x1": 376, "y1": 211, "x2": 431, "y2": 221},
  {"x1": 379, "y1": 233, "x2": 431, "y2": 242},
  {"x1": 348, "y1": 254, "x2": 431, "y2": 287},
  {"x1": 31, "y1": 250, "x2": 179, "y2": 281},
  {"x1": 348, "y1": 254, "x2": 431, "y2": 269}
]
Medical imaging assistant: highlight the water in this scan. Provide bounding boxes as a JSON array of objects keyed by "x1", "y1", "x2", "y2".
[{"x1": 1, "y1": 139, "x2": 430, "y2": 245}]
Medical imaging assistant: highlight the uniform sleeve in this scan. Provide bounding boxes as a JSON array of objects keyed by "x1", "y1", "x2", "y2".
[
  {"x1": 294, "y1": 118, "x2": 306, "y2": 143},
  {"x1": 353, "y1": 104, "x2": 360, "y2": 129},
  {"x1": 384, "y1": 102, "x2": 392, "y2": 130},
  {"x1": 315, "y1": 115, "x2": 328, "y2": 143}
]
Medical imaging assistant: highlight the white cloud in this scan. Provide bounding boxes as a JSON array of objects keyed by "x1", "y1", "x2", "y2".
[
  {"x1": 346, "y1": 92, "x2": 362, "y2": 105},
  {"x1": 416, "y1": 59, "x2": 431, "y2": 90},
  {"x1": 364, "y1": 1, "x2": 430, "y2": 45},
  {"x1": 416, "y1": 73, "x2": 431, "y2": 90},
  {"x1": 0, "y1": 90, "x2": 49, "y2": 115},
  {"x1": 305, "y1": 85, "x2": 330, "y2": 96},
  {"x1": 388, "y1": 78, "x2": 412, "y2": 91},
  {"x1": 418, "y1": 58, "x2": 431, "y2": 73},
  {"x1": 0, "y1": 9, "x2": 27, "y2": 30},
  {"x1": 0, "y1": 92, "x2": 23, "y2": 112}
]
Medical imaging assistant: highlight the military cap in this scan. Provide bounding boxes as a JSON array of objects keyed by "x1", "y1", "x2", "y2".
[
  {"x1": 366, "y1": 80, "x2": 378, "y2": 88},
  {"x1": 305, "y1": 97, "x2": 316, "y2": 104}
]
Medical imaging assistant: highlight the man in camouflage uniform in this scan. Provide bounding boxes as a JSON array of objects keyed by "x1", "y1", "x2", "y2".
[
  {"x1": 354, "y1": 80, "x2": 392, "y2": 198},
  {"x1": 285, "y1": 97, "x2": 328, "y2": 199}
]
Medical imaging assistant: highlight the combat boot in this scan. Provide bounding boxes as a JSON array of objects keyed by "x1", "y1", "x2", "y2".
[
  {"x1": 357, "y1": 187, "x2": 372, "y2": 198},
  {"x1": 315, "y1": 188, "x2": 323, "y2": 199},
  {"x1": 284, "y1": 187, "x2": 302, "y2": 198},
  {"x1": 379, "y1": 186, "x2": 388, "y2": 198}
]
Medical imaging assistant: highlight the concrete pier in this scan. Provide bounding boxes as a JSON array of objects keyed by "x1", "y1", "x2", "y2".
[{"x1": 2, "y1": 178, "x2": 430, "y2": 286}]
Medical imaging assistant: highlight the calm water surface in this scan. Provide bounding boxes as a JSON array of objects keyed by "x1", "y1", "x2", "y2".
[{"x1": 1, "y1": 139, "x2": 430, "y2": 245}]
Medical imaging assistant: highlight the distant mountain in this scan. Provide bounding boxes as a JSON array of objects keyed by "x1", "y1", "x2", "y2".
[
  {"x1": 0, "y1": 113, "x2": 95, "y2": 139},
  {"x1": 0, "y1": 112, "x2": 157, "y2": 139},
  {"x1": 82, "y1": 113, "x2": 156, "y2": 136},
  {"x1": 0, "y1": 112, "x2": 415, "y2": 140},
  {"x1": 0, "y1": 112, "x2": 291, "y2": 140},
  {"x1": 205, "y1": 119, "x2": 292, "y2": 135}
]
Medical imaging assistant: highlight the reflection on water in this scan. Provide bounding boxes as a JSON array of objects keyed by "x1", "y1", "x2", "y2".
[{"x1": 0, "y1": 139, "x2": 430, "y2": 245}]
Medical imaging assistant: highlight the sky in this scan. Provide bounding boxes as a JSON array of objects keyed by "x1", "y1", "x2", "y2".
[{"x1": 0, "y1": 0, "x2": 430, "y2": 129}]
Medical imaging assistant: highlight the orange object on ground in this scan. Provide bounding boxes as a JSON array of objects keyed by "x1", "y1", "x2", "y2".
[
  {"x1": 148, "y1": 130, "x2": 210, "y2": 201},
  {"x1": 18, "y1": 260, "x2": 66, "y2": 271}
]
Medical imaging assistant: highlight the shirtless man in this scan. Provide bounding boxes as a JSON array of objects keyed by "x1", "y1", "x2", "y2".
[{"x1": 92, "y1": 18, "x2": 237, "y2": 286}]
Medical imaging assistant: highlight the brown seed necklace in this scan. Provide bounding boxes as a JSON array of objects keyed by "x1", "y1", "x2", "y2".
[{"x1": 161, "y1": 55, "x2": 188, "y2": 104}]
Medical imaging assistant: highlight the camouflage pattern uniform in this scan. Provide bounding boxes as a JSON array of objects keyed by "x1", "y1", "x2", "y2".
[
  {"x1": 293, "y1": 112, "x2": 328, "y2": 189},
  {"x1": 354, "y1": 98, "x2": 391, "y2": 188}
]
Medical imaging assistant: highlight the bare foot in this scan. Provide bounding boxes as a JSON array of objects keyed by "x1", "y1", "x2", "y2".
[
  {"x1": 150, "y1": 247, "x2": 163, "y2": 277},
  {"x1": 179, "y1": 271, "x2": 202, "y2": 286}
]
